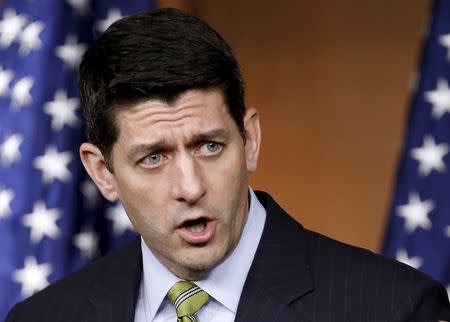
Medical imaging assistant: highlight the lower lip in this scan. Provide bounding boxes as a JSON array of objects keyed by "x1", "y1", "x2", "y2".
[{"x1": 177, "y1": 220, "x2": 216, "y2": 245}]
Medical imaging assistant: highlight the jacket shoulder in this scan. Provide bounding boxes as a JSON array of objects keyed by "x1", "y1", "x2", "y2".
[
  {"x1": 303, "y1": 228, "x2": 450, "y2": 319},
  {"x1": 304, "y1": 227, "x2": 427, "y2": 279},
  {"x1": 255, "y1": 190, "x2": 450, "y2": 320},
  {"x1": 5, "y1": 238, "x2": 141, "y2": 322}
]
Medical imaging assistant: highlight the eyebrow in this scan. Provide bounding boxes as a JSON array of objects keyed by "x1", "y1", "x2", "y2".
[
  {"x1": 127, "y1": 140, "x2": 171, "y2": 160},
  {"x1": 187, "y1": 129, "x2": 230, "y2": 147},
  {"x1": 127, "y1": 128, "x2": 231, "y2": 160}
]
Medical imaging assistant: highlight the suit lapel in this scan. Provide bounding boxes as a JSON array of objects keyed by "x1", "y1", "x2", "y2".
[
  {"x1": 235, "y1": 191, "x2": 314, "y2": 321},
  {"x1": 86, "y1": 238, "x2": 143, "y2": 322}
]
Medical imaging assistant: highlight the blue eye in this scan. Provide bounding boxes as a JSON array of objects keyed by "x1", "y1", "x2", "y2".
[
  {"x1": 200, "y1": 141, "x2": 223, "y2": 155},
  {"x1": 146, "y1": 153, "x2": 162, "y2": 165},
  {"x1": 206, "y1": 142, "x2": 220, "y2": 152}
]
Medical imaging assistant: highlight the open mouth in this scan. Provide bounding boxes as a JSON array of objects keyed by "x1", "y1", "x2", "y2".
[
  {"x1": 177, "y1": 217, "x2": 216, "y2": 244},
  {"x1": 183, "y1": 218, "x2": 207, "y2": 233}
]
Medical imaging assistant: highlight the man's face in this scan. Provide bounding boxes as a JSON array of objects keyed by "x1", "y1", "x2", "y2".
[{"x1": 82, "y1": 89, "x2": 260, "y2": 279}]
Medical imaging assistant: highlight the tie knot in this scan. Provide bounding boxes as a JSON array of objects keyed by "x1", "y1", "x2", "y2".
[{"x1": 168, "y1": 281, "x2": 209, "y2": 322}]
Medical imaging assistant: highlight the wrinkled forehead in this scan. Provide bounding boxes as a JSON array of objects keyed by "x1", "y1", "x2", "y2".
[{"x1": 113, "y1": 89, "x2": 233, "y2": 142}]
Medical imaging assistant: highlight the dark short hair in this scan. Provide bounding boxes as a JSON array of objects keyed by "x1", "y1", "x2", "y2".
[{"x1": 78, "y1": 8, "x2": 246, "y2": 170}]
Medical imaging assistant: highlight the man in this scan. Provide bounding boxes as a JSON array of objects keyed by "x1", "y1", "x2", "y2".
[{"x1": 5, "y1": 7, "x2": 450, "y2": 322}]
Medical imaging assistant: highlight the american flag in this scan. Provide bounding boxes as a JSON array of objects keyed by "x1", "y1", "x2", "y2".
[
  {"x1": 0, "y1": 0, "x2": 154, "y2": 319},
  {"x1": 382, "y1": 0, "x2": 450, "y2": 297}
]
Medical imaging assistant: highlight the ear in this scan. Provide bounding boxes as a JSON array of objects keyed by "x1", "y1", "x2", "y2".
[
  {"x1": 79, "y1": 143, "x2": 119, "y2": 202},
  {"x1": 243, "y1": 107, "x2": 261, "y2": 172}
]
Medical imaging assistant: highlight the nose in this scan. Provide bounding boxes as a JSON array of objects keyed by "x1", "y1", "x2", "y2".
[{"x1": 171, "y1": 154, "x2": 206, "y2": 204}]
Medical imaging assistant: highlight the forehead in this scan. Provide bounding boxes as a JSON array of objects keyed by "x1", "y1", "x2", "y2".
[{"x1": 114, "y1": 89, "x2": 234, "y2": 141}]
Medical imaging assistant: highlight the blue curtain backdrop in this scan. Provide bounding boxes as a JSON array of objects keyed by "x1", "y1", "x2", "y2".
[
  {"x1": 383, "y1": 0, "x2": 450, "y2": 297},
  {"x1": 0, "y1": 0, "x2": 154, "y2": 319}
]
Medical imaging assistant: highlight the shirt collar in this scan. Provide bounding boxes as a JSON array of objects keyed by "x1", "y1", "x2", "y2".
[{"x1": 140, "y1": 187, "x2": 266, "y2": 320}]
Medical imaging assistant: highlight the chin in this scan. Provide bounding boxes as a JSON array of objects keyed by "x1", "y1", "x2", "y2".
[{"x1": 181, "y1": 247, "x2": 228, "y2": 273}]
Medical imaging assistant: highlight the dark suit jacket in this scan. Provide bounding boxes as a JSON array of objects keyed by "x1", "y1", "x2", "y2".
[{"x1": 5, "y1": 191, "x2": 450, "y2": 322}]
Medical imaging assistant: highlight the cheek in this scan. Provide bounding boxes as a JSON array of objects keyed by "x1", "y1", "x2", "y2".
[
  {"x1": 115, "y1": 164, "x2": 169, "y2": 203},
  {"x1": 214, "y1": 150, "x2": 248, "y2": 207},
  {"x1": 121, "y1": 194, "x2": 172, "y2": 244},
  {"x1": 210, "y1": 148, "x2": 249, "y2": 218},
  {"x1": 215, "y1": 145, "x2": 247, "y2": 180},
  {"x1": 114, "y1": 173, "x2": 172, "y2": 227}
]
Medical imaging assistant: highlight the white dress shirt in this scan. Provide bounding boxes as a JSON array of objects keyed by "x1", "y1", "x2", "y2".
[{"x1": 134, "y1": 188, "x2": 266, "y2": 322}]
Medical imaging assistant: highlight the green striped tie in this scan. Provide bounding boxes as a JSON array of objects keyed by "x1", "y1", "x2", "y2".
[{"x1": 167, "y1": 281, "x2": 209, "y2": 322}]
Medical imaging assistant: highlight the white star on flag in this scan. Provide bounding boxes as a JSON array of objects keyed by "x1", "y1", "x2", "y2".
[
  {"x1": 0, "y1": 65, "x2": 14, "y2": 96},
  {"x1": 0, "y1": 134, "x2": 23, "y2": 166},
  {"x1": 73, "y1": 227, "x2": 99, "y2": 259},
  {"x1": 22, "y1": 201, "x2": 61, "y2": 243},
  {"x1": 396, "y1": 249, "x2": 423, "y2": 269},
  {"x1": 410, "y1": 135, "x2": 448, "y2": 176},
  {"x1": 19, "y1": 20, "x2": 44, "y2": 56},
  {"x1": 44, "y1": 89, "x2": 80, "y2": 130},
  {"x1": 11, "y1": 76, "x2": 34, "y2": 109},
  {"x1": 80, "y1": 179, "x2": 100, "y2": 209},
  {"x1": 106, "y1": 203, "x2": 135, "y2": 235},
  {"x1": 12, "y1": 256, "x2": 52, "y2": 297},
  {"x1": 445, "y1": 226, "x2": 450, "y2": 238},
  {"x1": 66, "y1": 0, "x2": 91, "y2": 16},
  {"x1": 396, "y1": 192, "x2": 434, "y2": 232},
  {"x1": 425, "y1": 78, "x2": 450, "y2": 119},
  {"x1": 440, "y1": 33, "x2": 450, "y2": 61},
  {"x1": 96, "y1": 8, "x2": 123, "y2": 33},
  {"x1": 0, "y1": 188, "x2": 14, "y2": 219},
  {"x1": 0, "y1": 8, "x2": 27, "y2": 48},
  {"x1": 33, "y1": 146, "x2": 72, "y2": 183},
  {"x1": 55, "y1": 34, "x2": 87, "y2": 69}
]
